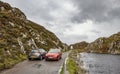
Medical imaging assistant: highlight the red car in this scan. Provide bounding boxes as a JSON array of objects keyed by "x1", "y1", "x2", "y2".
[{"x1": 45, "y1": 49, "x2": 62, "y2": 61}]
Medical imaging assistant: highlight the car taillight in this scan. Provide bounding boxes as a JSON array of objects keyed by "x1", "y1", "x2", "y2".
[
  {"x1": 45, "y1": 56, "x2": 48, "y2": 58},
  {"x1": 45, "y1": 55, "x2": 48, "y2": 57}
]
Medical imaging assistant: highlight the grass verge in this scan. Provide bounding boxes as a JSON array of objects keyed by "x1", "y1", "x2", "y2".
[
  {"x1": 0, "y1": 54, "x2": 27, "y2": 71},
  {"x1": 66, "y1": 50, "x2": 85, "y2": 74},
  {"x1": 66, "y1": 57, "x2": 78, "y2": 74},
  {"x1": 60, "y1": 63, "x2": 65, "y2": 74}
]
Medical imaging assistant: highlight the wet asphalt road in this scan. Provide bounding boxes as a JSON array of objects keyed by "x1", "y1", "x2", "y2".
[{"x1": 0, "y1": 52, "x2": 69, "y2": 74}]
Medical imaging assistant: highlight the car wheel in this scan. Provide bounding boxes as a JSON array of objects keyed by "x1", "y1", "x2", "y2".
[
  {"x1": 28, "y1": 58, "x2": 32, "y2": 61},
  {"x1": 45, "y1": 59, "x2": 48, "y2": 61},
  {"x1": 56, "y1": 57, "x2": 60, "y2": 61},
  {"x1": 60, "y1": 56, "x2": 62, "y2": 59},
  {"x1": 40, "y1": 56, "x2": 43, "y2": 60}
]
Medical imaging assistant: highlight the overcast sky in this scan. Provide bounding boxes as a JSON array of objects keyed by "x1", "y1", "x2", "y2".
[{"x1": 1, "y1": 0, "x2": 120, "y2": 44}]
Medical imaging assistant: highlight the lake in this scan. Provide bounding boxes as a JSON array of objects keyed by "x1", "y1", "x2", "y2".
[{"x1": 79, "y1": 52, "x2": 120, "y2": 74}]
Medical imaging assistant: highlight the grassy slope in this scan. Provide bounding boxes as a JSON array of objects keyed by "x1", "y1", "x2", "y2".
[{"x1": 0, "y1": 1, "x2": 64, "y2": 70}]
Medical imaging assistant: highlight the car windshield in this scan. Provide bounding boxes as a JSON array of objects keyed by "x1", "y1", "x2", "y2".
[
  {"x1": 31, "y1": 50, "x2": 39, "y2": 53},
  {"x1": 48, "y1": 49, "x2": 60, "y2": 53}
]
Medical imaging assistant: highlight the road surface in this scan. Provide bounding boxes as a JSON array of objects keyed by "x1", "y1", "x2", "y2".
[{"x1": 0, "y1": 52, "x2": 69, "y2": 74}]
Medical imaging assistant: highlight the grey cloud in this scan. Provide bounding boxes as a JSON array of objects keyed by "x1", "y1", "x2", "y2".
[
  {"x1": 108, "y1": 7, "x2": 120, "y2": 19},
  {"x1": 90, "y1": 30, "x2": 101, "y2": 34},
  {"x1": 2, "y1": 0, "x2": 120, "y2": 44},
  {"x1": 45, "y1": 23, "x2": 54, "y2": 28},
  {"x1": 60, "y1": 34, "x2": 88, "y2": 44},
  {"x1": 4, "y1": 0, "x2": 61, "y2": 21},
  {"x1": 71, "y1": 0, "x2": 120, "y2": 23}
]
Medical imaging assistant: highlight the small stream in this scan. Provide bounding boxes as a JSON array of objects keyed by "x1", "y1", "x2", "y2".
[{"x1": 79, "y1": 52, "x2": 120, "y2": 74}]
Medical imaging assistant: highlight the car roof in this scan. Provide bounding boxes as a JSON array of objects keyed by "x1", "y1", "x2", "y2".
[{"x1": 49, "y1": 49, "x2": 61, "y2": 52}]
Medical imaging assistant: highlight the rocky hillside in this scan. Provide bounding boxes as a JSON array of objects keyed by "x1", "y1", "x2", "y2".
[
  {"x1": 0, "y1": 1, "x2": 64, "y2": 70},
  {"x1": 85, "y1": 32, "x2": 120, "y2": 54},
  {"x1": 70, "y1": 41, "x2": 88, "y2": 49}
]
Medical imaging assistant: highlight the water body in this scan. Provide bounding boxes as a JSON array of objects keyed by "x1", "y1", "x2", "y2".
[{"x1": 79, "y1": 52, "x2": 120, "y2": 74}]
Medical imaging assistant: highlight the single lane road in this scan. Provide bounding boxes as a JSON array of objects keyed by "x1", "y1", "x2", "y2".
[{"x1": 0, "y1": 52, "x2": 69, "y2": 74}]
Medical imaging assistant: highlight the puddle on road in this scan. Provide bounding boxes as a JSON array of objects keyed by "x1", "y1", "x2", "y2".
[
  {"x1": 32, "y1": 63, "x2": 42, "y2": 68},
  {"x1": 79, "y1": 52, "x2": 120, "y2": 74}
]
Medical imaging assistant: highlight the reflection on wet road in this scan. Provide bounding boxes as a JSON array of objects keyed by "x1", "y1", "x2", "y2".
[{"x1": 79, "y1": 52, "x2": 120, "y2": 74}]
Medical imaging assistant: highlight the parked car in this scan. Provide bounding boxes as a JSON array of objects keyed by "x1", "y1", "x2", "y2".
[
  {"x1": 28, "y1": 49, "x2": 46, "y2": 60},
  {"x1": 45, "y1": 49, "x2": 62, "y2": 61}
]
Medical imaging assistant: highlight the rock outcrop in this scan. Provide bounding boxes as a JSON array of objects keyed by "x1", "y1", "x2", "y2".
[{"x1": 85, "y1": 32, "x2": 120, "y2": 54}]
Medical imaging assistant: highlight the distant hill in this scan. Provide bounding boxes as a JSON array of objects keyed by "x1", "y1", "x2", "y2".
[
  {"x1": 0, "y1": 1, "x2": 64, "y2": 70},
  {"x1": 85, "y1": 32, "x2": 120, "y2": 54},
  {"x1": 70, "y1": 41, "x2": 89, "y2": 49},
  {"x1": 70, "y1": 32, "x2": 120, "y2": 54}
]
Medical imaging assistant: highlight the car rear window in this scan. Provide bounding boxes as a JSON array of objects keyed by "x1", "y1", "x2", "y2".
[
  {"x1": 48, "y1": 49, "x2": 60, "y2": 53},
  {"x1": 39, "y1": 49, "x2": 45, "y2": 52}
]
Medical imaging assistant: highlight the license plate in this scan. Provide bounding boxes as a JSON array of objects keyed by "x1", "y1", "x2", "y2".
[
  {"x1": 31, "y1": 56, "x2": 36, "y2": 58},
  {"x1": 49, "y1": 57, "x2": 53, "y2": 59}
]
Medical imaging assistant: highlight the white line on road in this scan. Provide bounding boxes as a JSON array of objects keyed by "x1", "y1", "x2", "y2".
[
  {"x1": 58, "y1": 52, "x2": 69, "y2": 74},
  {"x1": 64, "y1": 57, "x2": 68, "y2": 74},
  {"x1": 58, "y1": 63, "x2": 63, "y2": 74}
]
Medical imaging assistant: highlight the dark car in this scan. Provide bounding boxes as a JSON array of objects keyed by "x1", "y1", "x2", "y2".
[
  {"x1": 28, "y1": 49, "x2": 46, "y2": 60},
  {"x1": 45, "y1": 49, "x2": 62, "y2": 61}
]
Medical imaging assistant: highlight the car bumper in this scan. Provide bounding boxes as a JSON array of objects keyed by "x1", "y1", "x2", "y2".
[
  {"x1": 29, "y1": 56, "x2": 40, "y2": 59},
  {"x1": 45, "y1": 57, "x2": 58, "y2": 60}
]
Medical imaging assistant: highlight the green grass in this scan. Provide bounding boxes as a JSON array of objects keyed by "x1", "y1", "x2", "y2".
[
  {"x1": 60, "y1": 63, "x2": 65, "y2": 74},
  {"x1": 67, "y1": 57, "x2": 78, "y2": 74},
  {"x1": 0, "y1": 54, "x2": 27, "y2": 71},
  {"x1": 66, "y1": 50, "x2": 84, "y2": 74}
]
